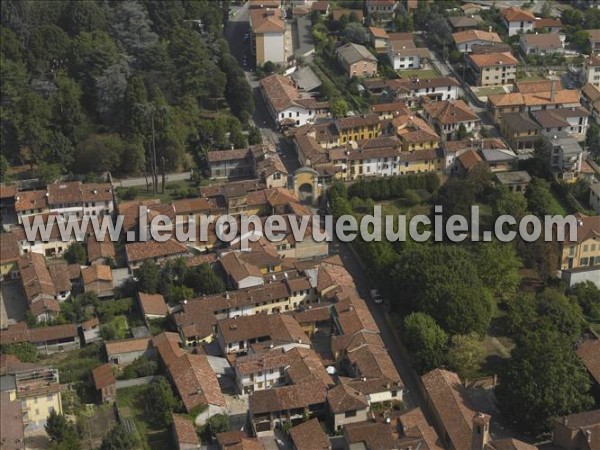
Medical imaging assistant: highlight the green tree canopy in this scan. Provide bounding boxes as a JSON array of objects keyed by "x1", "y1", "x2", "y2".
[
  {"x1": 144, "y1": 376, "x2": 180, "y2": 428},
  {"x1": 402, "y1": 312, "x2": 447, "y2": 374}
]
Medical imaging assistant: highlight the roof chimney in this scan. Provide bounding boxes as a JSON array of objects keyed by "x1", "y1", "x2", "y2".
[
  {"x1": 488, "y1": 26, "x2": 492, "y2": 33},
  {"x1": 471, "y1": 412, "x2": 491, "y2": 450}
]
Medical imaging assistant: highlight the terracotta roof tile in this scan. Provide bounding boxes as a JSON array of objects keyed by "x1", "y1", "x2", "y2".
[
  {"x1": 453, "y1": 29, "x2": 502, "y2": 45},
  {"x1": 424, "y1": 100, "x2": 479, "y2": 125},
  {"x1": 290, "y1": 419, "x2": 330, "y2": 450},
  {"x1": 125, "y1": 239, "x2": 189, "y2": 263},
  {"x1": 249, "y1": 380, "x2": 327, "y2": 414},
  {"x1": 105, "y1": 337, "x2": 152, "y2": 357},
  {"x1": 468, "y1": 51, "x2": 518, "y2": 68},
  {"x1": 92, "y1": 363, "x2": 115, "y2": 390},
  {"x1": 250, "y1": 8, "x2": 284, "y2": 33},
  {"x1": 501, "y1": 7, "x2": 535, "y2": 22},
  {"x1": 82, "y1": 264, "x2": 112, "y2": 285},
  {"x1": 172, "y1": 414, "x2": 200, "y2": 446},
  {"x1": 138, "y1": 292, "x2": 168, "y2": 317},
  {"x1": 14, "y1": 190, "x2": 48, "y2": 212}
]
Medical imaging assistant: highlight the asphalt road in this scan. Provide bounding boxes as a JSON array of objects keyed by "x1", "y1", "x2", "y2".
[
  {"x1": 224, "y1": 3, "x2": 300, "y2": 174},
  {"x1": 331, "y1": 238, "x2": 438, "y2": 425}
]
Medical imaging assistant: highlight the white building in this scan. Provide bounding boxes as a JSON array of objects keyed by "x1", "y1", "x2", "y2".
[
  {"x1": 387, "y1": 41, "x2": 430, "y2": 70},
  {"x1": 548, "y1": 133, "x2": 584, "y2": 182},
  {"x1": 260, "y1": 74, "x2": 328, "y2": 128},
  {"x1": 532, "y1": 107, "x2": 590, "y2": 142},
  {"x1": 581, "y1": 54, "x2": 600, "y2": 89},
  {"x1": 386, "y1": 77, "x2": 460, "y2": 104},
  {"x1": 452, "y1": 29, "x2": 503, "y2": 53},
  {"x1": 501, "y1": 7, "x2": 536, "y2": 36}
]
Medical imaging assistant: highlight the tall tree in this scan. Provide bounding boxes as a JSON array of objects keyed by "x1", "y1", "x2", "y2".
[
  {"x1": 475, "y1": 241, "x2": 521, "y2": 301},
  {"x1": 402, "y1": 312, "x2": 447, "y2": 374},
  {"x1": 496, "y1": 329, "x2": 593, "y2": 435},
  {"x1": 144, "y1": 376, "x2": 179, "y2": 428}
]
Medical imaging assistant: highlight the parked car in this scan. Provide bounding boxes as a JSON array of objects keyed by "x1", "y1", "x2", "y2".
[{"x1": 370, "y1": 289, "x2": 383, "y2": 304}]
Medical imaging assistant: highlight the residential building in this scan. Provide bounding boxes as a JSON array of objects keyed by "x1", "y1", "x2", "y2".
[
  {"x1": 366, "y1": 0, "x2": 397, "y2": 22},
  {"x1": 377, "y1": 77, "x2": 461, "y2": 104},
  {"x1": 0, "y1": 363, "x2": 63, "y2": 431},
  {"x1": 138, "y1": 292, "x2": 168, "y2": 319},
  {"x1": 532, "y1": 107, "x2": 590, "y2": 141},
  {"x1": 249, "y1": 380, "x2": 328, "y2": 433},
  {"x1": 260, "y1": 74, "x2": 328, "y2": 128},
  {"x1": 460, "y1": 3, "x2": 482, "y2": 16},
  {"x1": 207, "y1": 148, "x2": 254, "y2": 180},
  {"x1": 216, "y1": 313, "x2": 309, "y2": 355},
  {"x1": 388, "y1": 114, "x2": 441, "y2": 152},
  {"x1": 421, "y1": 369, "x2": 476, "y2": 450},
  {"x1": 560, "y1": 213, "x2": 600, "y2": 270},
  {"x1": 495, "y1": 171, "x2": 531, "y2": 194},
  {"x1": 0, "y1": 391, "x2": 24, "y2": 450},
  {"x1": 398, "y1": 149, "x2": 444, "y2": 175},
  {"x1": 500, "y1": 112, "x2": 541, "y2": 153},
  {"x1": 105, "y1": 337, "x2": 153, "y2": 365},
  {"x1": 370, "y1": 101, "x2": 410, "y2": 119},
  {"x1": 467, "y1": 52, "x2": 518, "y2": 86},
  {"x1": 311, "y1": 1, "x2": 330, "y2": 16},
  {"x1": 581, "y1": 83, "x2": 600, "y2": 124},
  {"x1": 590, "y1": 183, "x2": 600, "y2": 214},
  {"x1": 548, "y1": 133, "x2": 584, "y2": 182},
  {"x1": 576, "y1": 338, "x2": 600, "y2": 398},
  {"x1": 0, "y1": 323, "x2": 80, "y2": 354},
  {"x1": 289, "y1": 418, "x2": 331, "y2": 450},
  {"x1": 332, "y1": 9, "x2": 364, "y2": 23},
  {"x1": 453, "y1": 30, "x2": 502, "y2": 53},
  {"x1": 92, "y1": 363, "x2": 116, "y2": 403},
  {"x1": 487, "y1": 85, "x2": 581, "y2": 124},
  {"x1": 18, "y1": 253, "x2": 71, "y2": 323},
  {"x1": 368, "y1": 27, "x2": 389, "y2": 51},
  {"x1": 448, "y1": 15, "x2": 484, "y2": 32},
  {"x1": 422, "y1": 100, "x2": 480, "y2": 141},
  {"x1": 387, "y1": 40, "x2": 431, "y2": 70},
  {"x1": 326, "y1": 383, "x2": 369, "y2": 431},
  {"x1": 0, "y1": 232, "x2": 20, "y2": 281},
  {"x1": 125, "y1": 239, "x2": 190, "y2": 271},
  {"x1": 336, "y1": 43, "x2": 378, "y2": 79},
  {"x1": 87, "y1": 233, "x2": 116, "y2": 265},
  {"x1": 520, "y1": 33, "x2": 565, "y2": 56},
  {"x1": 290, "y1": 66, "x2": 322, "y2": 93},
  {"x1": 533, "y1": 17, "x2": 562, "y2": 33},
  {"x1": 581, "y1": 54, "x2": 600, "y2": 89},
  {"x1": 342, "y1": 421, "x2": 401, "y2": 450},
  {"x1": 553, "y1": 410, "x2": 600, "y2": 450},
  {"x1": 172, "y1": 414, "x2": 201, "y2": 450},
  {"x1": 249, "y1": 8, "x2": 285, "y2": 65},
  {"x1": 216, "y1": 431, "x2": 264, "y2": 450},
  {"x1": 588, "y1": 29, "x2": 600, "y2": 52},
  {"x1": 82, "y1": 264, "x2": 113, "y2": 298},
  {"x1": 14, "y1": 190, "x2": 49, "y2": 225},
  {"x1": 501, "y1": 7, "x2": 536, "y2": 36},
  {"x1": 81, "y1": 317, "x2": 101, "y2": 345}
]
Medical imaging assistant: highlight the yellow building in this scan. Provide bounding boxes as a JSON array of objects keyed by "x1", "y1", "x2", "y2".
[
  {"x1": 560, "y1": 214, "x2": 600, "y2": 271},
  {"x1": 390, "y1": 115, "x2": 441, "y2": 152},
  {"x1": 398, "y1": 149, "x2": 444, "y2": 175},
  {"x1": 0, "y1": 362, "x2": 63, "y2": 431},
  {"x1": 336, "y1": 114, "x2": 382, "y2": 145},
  {"x1": 500, "y1": 112, "x2": 540, "y2": 152}
]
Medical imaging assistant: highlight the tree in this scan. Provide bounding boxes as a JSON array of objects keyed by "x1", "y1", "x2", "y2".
[
  {"x1": 391, "y1": 245, "x2": 494, "y2": 335},
  {"x1": 201, "y1": 414, "x2": 231, "y2": 442},
  {"x1": 345, "y1": 23, "x2": 369, "y2": 44},
  {"x1": 331, "y1": 99, "x2": 348, "y2": 118},
  {"x1": 402, "y1": 313, "x2": 447, "y2": 373},
  {"x1": 525, "y1": 177, "x2": 562, "y2": 217},
  {"x1": 121, "y1": 356, "x2": 158, "y2": 379},
  {"x1": 0, "y1": 154, "x2": 10, "y2": 183},
  {"x1": 475, "y1": 242, "x2": 521, "y2": 301},
  {"x1": 492, "y1": 186, "x2": 528, "y2": 221},
  {"x1": 455, "y1": 123, "x2": 468, "y2": 140},
  {"x1": 248, "y1": 126, "x2": 262, "y2": 145},
  {"x1": 99, "y1": 424, "x2": 141, "y2": 450},
  {"x1": 144, "y1": 376, "x2": 179, "y2": 428},
  {"x1": 447, "y1": 333, "x2": 485, "y2": 380},
  {"x1": 136, "y1": 260, "x2": 160, "y2": 294},
  {"x1": 435, "y1": 178, "x2": 478, "y2": 219},
  {"x1": 586, "y1": 123, "x2": 600, "y2": 158},
  {"x1": 496, "y1": 329, "x2": 593, "y2": 435},
  {"x1": 100, "y1": 316, "x2": 128, "y2": 341},
  {"x1": 184, "y1": 263, "x2": 225, "y2": 295},
  {"x1": 64, "y1": 242, "x2": 87, "y2": 265},
  {"x1": 46, "y1": 410, "x2": 80, "y2": 449},
  {"x1": 570, "y1": 281, "x2": 600, "y2": 321}
]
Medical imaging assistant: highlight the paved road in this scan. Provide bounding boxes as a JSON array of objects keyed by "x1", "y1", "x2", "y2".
[
  {"x1": 331, "y1": 238, "x2": 437, "y2": 425},
  {"x1": 224, "y1": 3, "x2": 300, "y2": 174}
]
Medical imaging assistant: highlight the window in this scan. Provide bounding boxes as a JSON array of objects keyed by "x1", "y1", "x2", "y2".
[
  {"x1": 391, "y1": 390, "x2": 398, "y2": 398},
  {"x1": 345, "y1": 410, "x2": 357, "y2": 418},
  {"x1": 580, "y1": 257, "x2": 589, "y2": 266}
]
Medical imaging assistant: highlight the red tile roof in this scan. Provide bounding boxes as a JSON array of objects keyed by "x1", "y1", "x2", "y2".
[
  {"x1": 138, "y1": 292, "x2": 168, "y2": 317},
  {"x1": 289, "y1": 419, "x2": 331, "y2": 450},
  {"x1": 92, "y1": 363, "x2": 116, "y2": 390},
  {"x1": 172, "y1": 414, "x2": 200, "y2": 446}
]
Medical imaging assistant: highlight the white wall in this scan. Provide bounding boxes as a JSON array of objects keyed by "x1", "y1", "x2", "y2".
[
  {"x1": 507, "y1": 20, "x2": 534, "y2": 36},
  {"x1": 277, "y1": 105, "x2": 314, "y2": 127}
]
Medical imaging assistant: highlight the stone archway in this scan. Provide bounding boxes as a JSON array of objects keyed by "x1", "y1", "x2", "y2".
[{"x1": 293, "y1": 167, "x2": 320, "y2": 205}]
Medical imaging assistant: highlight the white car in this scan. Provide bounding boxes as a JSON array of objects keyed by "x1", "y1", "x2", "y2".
[{"x1": 370, "y1": 289, "x2": 383, "y2": 304}]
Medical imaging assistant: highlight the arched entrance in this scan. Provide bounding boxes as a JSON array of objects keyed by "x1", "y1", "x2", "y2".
[{"x1": 293, "y1": 167, "x2": 320, "y2": 206}]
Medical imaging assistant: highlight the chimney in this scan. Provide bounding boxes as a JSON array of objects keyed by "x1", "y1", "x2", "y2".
[
  {"x1": 471, "y1": 412, "x2": 491, "y2": 450},
  {"x1": 488, "y1": 25, "x2": 492, "y2": 33},
  {"x1": 550, "y1": 79, "x2": 556, "y2": 102}
]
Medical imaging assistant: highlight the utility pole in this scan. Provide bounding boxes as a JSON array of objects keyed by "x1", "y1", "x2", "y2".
[
  {"x1": 151, "y1": 113, "x2": 158, "y2": 195},
  {"x1": 161, "y1": 156, "x2": 166, "y2": 194}
]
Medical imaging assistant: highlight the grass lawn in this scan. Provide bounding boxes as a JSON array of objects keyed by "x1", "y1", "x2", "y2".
[
  {"x1": 474, "y1": 86, "x2": 506, "y2": 97},
  {"x1": 117, "y1": 180, "x2": 198, "y2": 204},
  {"x1": 397, "y1": 69, "x2": 439, "y2": 79},
  {"x1": 117, "y1": 385, "x2": 174, "y2": 450}
]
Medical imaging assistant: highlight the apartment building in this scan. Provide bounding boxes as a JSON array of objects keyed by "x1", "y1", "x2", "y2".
[
  {"x1": 387, "y1": 40, "x2": 430, "y2": 70},
  {"x1": 250, "y1": 8, "x2": 285, "y2": 65},
  {"x1": 366, "y1": 0, "x2": 397, "y2": 22},
  {"x1": 467, "y1": 52, "x2": 518, "y2": 86},
  {"x1": 500, "y1": 112, "x2": 541, "y2": 153},
  {"x1": 532, "y1": 107, "x2": 590, "y2": 141},
  {"x1": 548, "y1": 133, "x2": 584, "y2": 183}
]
